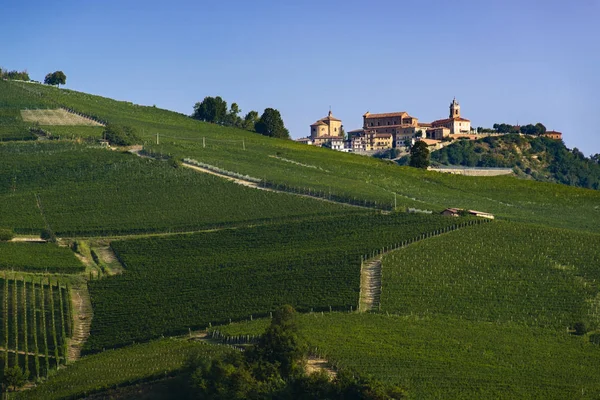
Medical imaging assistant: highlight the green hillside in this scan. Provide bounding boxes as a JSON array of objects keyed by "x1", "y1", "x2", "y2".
[
  {"x1": 431, "y1": 134, "x2": 600, "y2": 189},
  {"x1": 4, "y1": 80, "x2": 600, "y2": 233},
  {"x1": 15, "y1": 339, "x2": 229, "y2": 400},
  {"x1": 214, "y1": 313, "x2": 600, "y2": 400},
  {"x1": 0, "y1": 79, "x2": 599, "y2": 398},
  {"x1": 0, "y1": 141, "x2": 347, "y2": 236},
  {"x1": 84, "y1": 213, "x2": 466, "y2": 353},
  {"x1": 381, "y1": 222, "x2": 600, "y2": 330}
]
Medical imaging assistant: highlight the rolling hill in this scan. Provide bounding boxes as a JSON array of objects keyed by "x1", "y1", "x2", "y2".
[{"x1": 0, "y1": 78, "x2": 599, "y2": 399}]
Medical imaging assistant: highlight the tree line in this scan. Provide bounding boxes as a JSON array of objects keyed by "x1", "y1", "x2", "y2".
[
  {"x1": 476, "y1": 122, "x2": 548, "y2": 135},
  {"x1": 192, "y1": 96, "x2": 290, "y2": 139},
  {"x1": 0, "y1": 68, "x2": 30, "y2": 81}
]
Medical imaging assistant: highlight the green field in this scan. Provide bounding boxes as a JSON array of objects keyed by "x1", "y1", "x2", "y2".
[
  {"x1": 84, "y1": 213, "x2": 468, "y2": 353},
  {"x1": 381, "y1": 222, "x2": 600, "y2": 330},
  {"x1": 0, "y1": 242, "x2": 84, "y2": 273},
  {"x1": 214, "y1": 313, "x2": 600, "y2": 400},
  {"x1": 6, "y1": 80, "x2": 600, "y2": 233},
  {"x1": 15, "y1": 339, "x2": 229, "y2": 400},
  {"x1": 0, "y1": 141, "x2": 349, "y2": 236}
]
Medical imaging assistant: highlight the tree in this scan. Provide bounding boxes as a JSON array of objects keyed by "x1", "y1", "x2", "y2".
[
  {"x1": 44, "y1": 71, "x2": 66, "y2": 87},
  {"x1": 255, "y1": 108, "x2": 290, "y2": 139},
  {"x1": 224, "y1": 103, "x2": 242, "y2": 127},
  {"x1": 192, "y1": 96, "x2": 228, "y2": 124},
  {"x1": 409, "y1": 140, "x2": 430, "y2": 169},
  {"x1": 2, "y1": 366, "x2": 27, "y2": 392},
  {"x1": 242, "y1": 111, "x2": 259, "y2": 131}
]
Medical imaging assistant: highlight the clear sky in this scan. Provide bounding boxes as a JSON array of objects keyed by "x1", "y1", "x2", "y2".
[{"x1": 3, "y1": 0, "x2": 599, "y2": 154}]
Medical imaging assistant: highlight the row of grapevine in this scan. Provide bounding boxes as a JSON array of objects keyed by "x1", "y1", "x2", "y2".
[
  {"x1": 0, "y1": 275, "x2": 72, "y2": 380},
  {"x1": 380, "y1": 221, "x2": 600, "y2": 330},
  {"x1": 84, "y1": 212, "x2": 471, "y2": 353},
  {"x1": 212, "y1": 312, "x2": 600, "y2": 399},
  {"x1": 15, "y1": 339, "x2": 231, "y2": 400},
  {"x1": 0, "y1": 141, "x2": 349, "y2": 236}
]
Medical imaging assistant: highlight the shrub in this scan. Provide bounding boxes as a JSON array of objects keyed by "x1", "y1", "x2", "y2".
[
  {"x1": 573, "y1": 322, "x2": 587, "y2": 336},
  {"x1": 0, "y1": 228, "x2": 14, "y2": 241},
  {"x1": 103, "y1": 124, "x2": 140, "y2": 146}
]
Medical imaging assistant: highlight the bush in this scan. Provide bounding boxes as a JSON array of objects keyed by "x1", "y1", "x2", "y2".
[
  {"x1": 40, "y1": 229, "x2": 56, "y2": 242},
  {"x1": 590, "y1": 333, "x2": 600, "y2": 345},
  {"x1": 573, "y1": 322, "x2": 587, "y2": 336},
  {"x1": 103, "y1": 124, "x2": 140, "y2": 146},
  {"x1": 0, "y1": 229, "x2": 14, "y2": 241}
]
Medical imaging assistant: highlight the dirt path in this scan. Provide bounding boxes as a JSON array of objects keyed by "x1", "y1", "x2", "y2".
[
  {"x1": 181, "y1": 161, "x2": 374, "y2": 211},
  {"x1": 306, "y1": 356, "x2": 336, "y2": 378},
  {"x1": 0, "y1": 347, "x2": 57, "y2": 358},
  {"x1": 67, "y1": 283, "x2": 93, "y2": 362},
  {"x1": 94, "y1": 245, "x2": 124, "y2": 275},
  {"x1": 10, "y1": 236, "x2": 46, "y2": 243},
  {"x1": 359, "y1": 259, "x2": 382, "y2": 312}
]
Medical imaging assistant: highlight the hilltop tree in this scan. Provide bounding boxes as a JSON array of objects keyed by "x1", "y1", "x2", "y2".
[
  {"x1": 242, "y1": 110, "x2": 259, "y2": 131},
  {"x1": 224, "y1": 103, "x2": 242, "y2": 127},
  {"x1": 255, "y1": 108, "x2": 290, "y2": 139},
  {"x1": 44, "y1": 71, "x2": 66, "y2": 87},
  {"x1": 409, "y1": 140, "x2": 430, "y2": 169},
  {"x1": 192, "y1": 96, "x2": 228, "y2": 124}
]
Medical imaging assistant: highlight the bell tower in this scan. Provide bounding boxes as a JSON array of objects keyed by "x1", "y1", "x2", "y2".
[{"x1": 449, "y1": 97, "x2": 460, "y2": 118}]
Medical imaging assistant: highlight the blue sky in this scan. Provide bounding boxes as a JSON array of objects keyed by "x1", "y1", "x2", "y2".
[{"x1": 3, "y1": 0, "x2": 599, "y2": 154}]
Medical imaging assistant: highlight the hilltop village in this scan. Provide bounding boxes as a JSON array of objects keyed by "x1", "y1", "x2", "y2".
[{"x1": 299, "y1": 98, "x2": 562, "y2": 153}]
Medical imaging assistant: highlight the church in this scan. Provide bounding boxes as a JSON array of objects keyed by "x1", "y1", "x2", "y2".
[{"x1": 430, "y1": 98, "x2": 471, "y2": 134}]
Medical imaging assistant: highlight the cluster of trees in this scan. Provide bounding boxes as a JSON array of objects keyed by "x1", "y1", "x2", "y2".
[
  {"x1": 192, "y1": 96, "x2": 290, "y2": 139},
  {"x1": 0, "y1": 68, "x2": 30, "y2": 81},
  {"x1": 476, "y1": 123, "x2": 548, "y2": 135},
  {"x1": 44, "y1": 71, "x2": 67, "y2": 87},
  {"x1": 190, "y1": 305, "x2": 405, "y2": 399},
  {"x1": 431, "y1": 134, "x2": 600, "y2": 189}
]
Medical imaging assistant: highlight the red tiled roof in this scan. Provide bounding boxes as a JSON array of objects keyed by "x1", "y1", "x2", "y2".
[
  {"x1": 432, "y1": 117, "x2": 471, "y2": 125},
  {"x1": 364, "y1": 111, "x2": 409, "y2": 119},
  {"x1": 311, "y1": 120, "x2": 327, "y2": 126}
]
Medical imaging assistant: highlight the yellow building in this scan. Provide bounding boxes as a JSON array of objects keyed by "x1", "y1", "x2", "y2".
[{"x1": 310, "y1": 111, "x2": 343, "y2": 141}]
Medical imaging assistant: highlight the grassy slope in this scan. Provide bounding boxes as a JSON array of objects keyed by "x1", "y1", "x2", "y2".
[
  {"x1": 7, "y1": 80, "x2": 600, "y2": 233},
  {"x1": 15, "y1": 339, "x2": 229, "y2": 400},
  {"x1": 85, "y1": 213, "x2": 466, "y2": 353},
  {"x1": 0, "y1": 141, "x2": 348, "y2": 236},
  {"x1": 0, "y1": 242, "x2": 84, "y2": 273},
  {"x1": 381, "y1": 221, "x2": 600, "y2": 330},
  {"x1": 215, "y1": 313, "x2": 600, "y2": 400}
]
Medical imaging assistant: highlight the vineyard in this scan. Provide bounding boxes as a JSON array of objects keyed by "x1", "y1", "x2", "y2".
[
  {"x1": 0, "y1": 275, "x2": 71, "y2": 381},
  {"x1": 84, "y1": 213, "x2": 466, "y2": 353},
  {"x1": 15, "y1": 339, "x2": 230, "y2": 400},
  {"x1": 5, "y1": 80, "x2": 600, "y2": 233},
  {"x1": 0, "y1": 242, "x2": 85, "y2": 273},
  {"x1": 0, "y1": 141, "x2": 349, "y2": 236},
  {"x1": 213, "y1": 313, "x2": 600, "y2": 399},
  {"x1": 380, "y1": 221, "x2": 600, "y2": 330}
]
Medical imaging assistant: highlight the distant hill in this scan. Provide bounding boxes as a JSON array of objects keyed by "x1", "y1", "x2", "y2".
[{"x1": 431, "y1": 134, "x2": 600, "y2": 190}]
